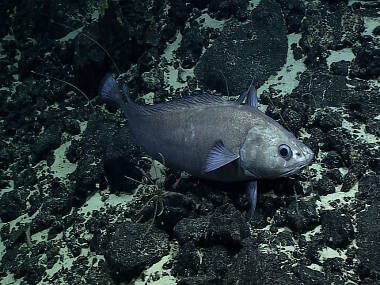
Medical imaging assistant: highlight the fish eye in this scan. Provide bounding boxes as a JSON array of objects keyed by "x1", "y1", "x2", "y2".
[{"x1": 278, "y1": 144, "x2": 292, "y2": 160}]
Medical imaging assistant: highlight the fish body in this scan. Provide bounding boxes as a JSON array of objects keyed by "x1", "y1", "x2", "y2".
[
  {"x1": 131, "y1": 102, "x2": 260, "y2": 182},
  {"x1": 100, "y1": 74, "x2": 314, "y2": 215}
]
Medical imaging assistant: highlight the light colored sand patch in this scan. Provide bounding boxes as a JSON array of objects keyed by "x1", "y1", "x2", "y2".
[
  {"x1": 258, "y1": 33, "x2": 306, "y2": 97},
  {"x1": 362, "y1": 16, "x2": 380, "y2": 39},
  {"x1": 195, "y1": 13, "x2": 225, "y2": 30},
  {"x1": 79, "y1": 120, "x2": 88, "y2": 133},
  {"x1": 162, "y1": 31, "x2": 182, "y2": 62},
  {"x1": 143, "y1": 92, "x2": 155, "y2": 105},
  {"x1": 178, "y1": 67, "x2": 195, "y2": 85},
  {"x1": 339, "y1": 167, "x2": 348, "y2": 177},
  {"x1": 326, "y1": 48, "x2": 355, "y2": 68},
  {"x1": 105, "y1": 192, "x2": 135, "y2": 207},
  {"x1": 306, "y1": 263, "x2": 323, "y2": 272},
  {"x1": 134, "y1": 243, "x2": 178, "y2": 285},
  {"x1": 164, "y1": 65, "x2": 189, "y2": 90},
  {"x1": 30, "y1": 228, "x2": 50, "y2": 245},
  {"x1": 298, "y1": 128, "x2": 311, "y2": 140},
  {"x1": 0, "y1": 272, "x2": 21, "y2": 285},
  {"x1": 45, "y1": 247, "x2": 72, "y2": 277},
  {"x1": 319, "y1": 246, "x2": 346, "y2": 261},
  {"x1": 277, "y1": 245, "x2": 297, "y2": 260},
  {"x1": 51, "y1": 141, "x2": 77, "y2": 178},
  {"x1": 316, "y1": 182, "x2": 358, "y2": 211},
  {"x1": 78, "y1": 191, "x2": 106, "y2": 215},
  {"x1": 342, "y1": 118, "x2": 379, "y2": 147},
  {"x1": 160, "y1": 30, "x2": 195, "y2": 91},
  {"x1": 78, "y1": 189, "x2": 135, "y2": 217},
  {"x1": 303, "y1": 225, "x2": 322, "y2": 242}
]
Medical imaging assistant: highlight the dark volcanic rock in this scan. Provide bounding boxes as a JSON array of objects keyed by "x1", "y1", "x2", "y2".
[
  {"x1": 292, "y1": 264, "x2": 329, "y2": 285},
  {"x1": 301, "y1": 1, "x2": 363, "y2": 51},
  {"x1": 341, "y1": 163, "x2": 366, "y2": 192},
  {"x1": 0, "y1": 189, "x2": 27, "y2": 222},
  {"x1": 350, "y1": 40, "x2": 380, "y2": 80},
  {"x1": 31, "y1": 126, "x2": 62, "y2": 163},
  {"x1": 209, "y1": 0, "x2": 249, "y2": 19},
  {"x1": 226, "y1": 238, "x2": 301, "y2": 285},
  {"x1": 313, "y1": 176, "x2": 336, "y2": 196},
  {"x1": 0, "y1": 142, "x2": 13, "y2": 170},
  {"x1": 195, "y1": 0, "x2": 287, "y2": 96},
  {"x1": 69, "y1": 116, "x2": 142, "y2": 202},
  {"x1": 177, "y1": 22, "x2": 204, "y2": 69},
  {"x1": 356, "y1": 175, "x2": 380, "y2": 280},
  {"x1": 324, "y1": 168, "x2": 343, "y2": 185},
  {"x1": 276, "y1": 0, "x2": 305, "y2": 33},
  {"x1": 290, "y1": 71, "x2": 379, "y2": 132},
  {"x1": 330, "y1": 60, "x2": 349, "y2": 76},
  {"x1": 321, "y1": 210, "x2": 354, "y2": 248},
  {"x1": 105, "y1": 221, "x2": 170, "y2": 280},
  {"x1": 322, "y1": 151, "x2": 343, "y2": 169},
  {"x1": 103, "y1": 126, "x2": 144, "y2": 193},
  {"x1": 285, "y1": 198, "x2": 319, "y2": 233},
  {"x1": 173, "y1": 204, "x2": 249, "y2": 247},
  {"x1": 172, "y1": 241, "x2": 200, "y2": 277},
  {"x1": 136, "y1": 191, "x2": 195, "y2": 233},
  {"x1": 173, "y1": 216, "x2": 209, "y2": 244},
  {"x1": 174, "y1": 243, "x2": 233, "y2": 284},
  {"x1": 68, "y1": 117, "x2": 111, "y2": 200},
  {"x1": 154, "y1": 192, "x2": 195, "y2": 233},
  {"x1": 312, "y1": 109, "x2": 343, "y2": 132}
]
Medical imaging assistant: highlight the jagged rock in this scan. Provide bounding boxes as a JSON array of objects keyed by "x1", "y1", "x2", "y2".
[
  {"x1": 195, "y1": 0, "x2": 287, "y2": 96},
  {"x1": 105, "y1": 221, "x2": 170, "y2": 280}
]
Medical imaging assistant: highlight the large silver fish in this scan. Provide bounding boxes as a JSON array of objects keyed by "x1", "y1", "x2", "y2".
[{"x1": 100, "y1": 74, "x2": 314, "y2": 215}]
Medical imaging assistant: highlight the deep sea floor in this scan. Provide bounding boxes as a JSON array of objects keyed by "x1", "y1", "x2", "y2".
[{"x1": 0, "y1": 0, "x2": 379, "y2": 284}]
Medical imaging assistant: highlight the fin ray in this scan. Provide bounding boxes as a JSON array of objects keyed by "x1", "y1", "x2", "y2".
[
  {"x1": 247, "y1": 180, "x2": 258, "y2": 219},
  {"x1": 203, "y1": 140, "x2": 240, "y2": 173}
]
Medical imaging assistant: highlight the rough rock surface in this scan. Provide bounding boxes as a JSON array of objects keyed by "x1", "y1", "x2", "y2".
[
  {"x1": 195, "y1": 0, "x2": 288, "y2": 96},
  {"x1": 104, "y1": 221, "x2": 170, "y2": 280},
  {"x1": 0, "y1": 0, "x2": 379, "y2": 284}
]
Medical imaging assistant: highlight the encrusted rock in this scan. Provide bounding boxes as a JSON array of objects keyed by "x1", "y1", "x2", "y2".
[{"x1": 105, "y1": 221, "x2": 170, "y2": 280}]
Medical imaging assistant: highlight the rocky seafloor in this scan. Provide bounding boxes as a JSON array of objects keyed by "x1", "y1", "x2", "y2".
[{"x1": 0, "y1": 0, "x2": 379, "y2": 284}]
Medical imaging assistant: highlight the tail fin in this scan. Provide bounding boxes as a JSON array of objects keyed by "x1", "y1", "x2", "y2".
[
  {"x1": 99, "y1": 73, "x2": 129, "y2": 117},
  {"x1": 99, "y1": 73, "x2": 123, "y2": 106}
]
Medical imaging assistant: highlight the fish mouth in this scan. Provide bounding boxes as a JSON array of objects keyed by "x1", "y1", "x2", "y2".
[
  {"x1": 280, "y1": 148, "x2": 314, "y2": 178},
  {"x1": 279, "y1": 166, "x2": 303, "y2": 177}
]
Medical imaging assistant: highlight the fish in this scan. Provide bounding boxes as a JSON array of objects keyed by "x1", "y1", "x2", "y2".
[{"x1": 99, "y1": 74, "x2": 314, "y2": 216}]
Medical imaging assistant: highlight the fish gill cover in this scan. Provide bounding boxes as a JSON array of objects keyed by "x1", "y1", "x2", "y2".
[{"x1": 0, "y1": 0, "x2": 379, "y2": 284}]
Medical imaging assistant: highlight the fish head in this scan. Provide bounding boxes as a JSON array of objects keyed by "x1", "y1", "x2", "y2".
[{"x1": 239, "y1": 121, "x2": 314, "y2": 179}]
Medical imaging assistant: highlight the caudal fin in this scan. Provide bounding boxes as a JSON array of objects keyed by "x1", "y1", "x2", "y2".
[{"x1": 99, "y1": 73, "x2": 124, "y2": 107}]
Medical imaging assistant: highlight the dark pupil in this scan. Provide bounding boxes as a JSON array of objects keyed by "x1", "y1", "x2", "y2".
[{"x1": 280, "y1": 147, "x2": 288, "y2": 157}]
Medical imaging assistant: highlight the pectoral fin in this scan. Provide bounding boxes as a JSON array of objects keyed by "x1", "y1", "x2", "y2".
[{"x1": 203, "y1": 140, "x2": 240, "y2": 173}]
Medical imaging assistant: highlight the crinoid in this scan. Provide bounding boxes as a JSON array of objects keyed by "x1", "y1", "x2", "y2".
[{"x1": 125, "y1": 153, "x2": 169, "y2": 234}]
